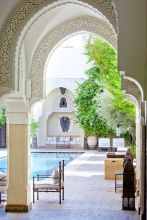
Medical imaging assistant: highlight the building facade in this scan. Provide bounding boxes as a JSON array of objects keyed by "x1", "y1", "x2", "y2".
[{"x1": 0, "y1": 0, "x2": 146, "y2": 219}]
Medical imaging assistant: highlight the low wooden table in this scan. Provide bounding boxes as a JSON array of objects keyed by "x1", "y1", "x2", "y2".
[{"x1": 104, "y1": 158, "x2": 124, "y2": 180}]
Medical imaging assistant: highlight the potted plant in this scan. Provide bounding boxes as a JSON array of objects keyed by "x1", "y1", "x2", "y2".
[
  {"x1": 74, "y1": 66, "x2": 112, "y2": 149},
  {"x1": 0, "y1": 107, "x2": 7, "y2": 148},
  {"x1": 0, "y1": 107, "x2": 6, "y2": 128},
  {"x1": 30, "y1": 117, "x2": 40, "y2": 148}
]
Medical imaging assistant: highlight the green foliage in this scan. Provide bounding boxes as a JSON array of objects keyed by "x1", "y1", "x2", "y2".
[
  {"x1": 84, "y1": 36, "x2": 136, "y2": 144},
  {"x1": 30, "y1": 117, "x2": 40, "y2": 137},
  {"x1": 85, "y1": 36, "x2": 135, "y2": 119},
  {"x1": 0, "y1": 107, "x2": 6, "y2": 128},
  {"x1": 129, "y1": 146, "x2": 136, "y2": 159},
  {"x1": 74, "y1": 66, "x2": 113, "y2": 137}
]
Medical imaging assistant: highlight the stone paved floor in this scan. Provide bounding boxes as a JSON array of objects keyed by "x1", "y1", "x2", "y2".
[{"x1": 0, "y1": 151, "x2": 139, "y2": 220}]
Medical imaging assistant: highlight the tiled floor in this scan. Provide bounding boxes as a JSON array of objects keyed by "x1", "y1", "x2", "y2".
[{"x1": 0, "y1": 151, "x2": 139, "y2": 220}]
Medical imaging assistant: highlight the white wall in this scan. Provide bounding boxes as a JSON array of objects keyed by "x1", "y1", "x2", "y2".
[
  {"x1": 45, "y1": 34, "x2": 90, "y2": 95},
  {"x1": 46, "y1": 78, "x2": 84, "y2": 95},
  {"x1": 47, "y1": 112, "x2": 81, "y2": 137},
  {"x1": 37, "y1": 86, "x2": 84, "y2": 147},
  {"x1": 114, "y1": 0, "x2": 147, "y2": 98}
]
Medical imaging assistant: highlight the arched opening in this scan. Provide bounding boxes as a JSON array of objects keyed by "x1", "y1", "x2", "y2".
[
  {"x1": 28, "y1": 32, "x2": 139, "y2": 216},
  {"x1": 0, "y1": 1, "x2": 146, "y2": 219}
]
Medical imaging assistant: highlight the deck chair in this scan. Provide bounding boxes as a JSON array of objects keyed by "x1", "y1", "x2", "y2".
[
  {"x1": 0, "y1": 171, "x2": 7, "y2": 203},
  {"x1": 33, "y1": 160, "x2": 64, "y2": 204}
]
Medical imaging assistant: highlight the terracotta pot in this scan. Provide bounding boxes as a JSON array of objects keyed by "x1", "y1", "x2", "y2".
[{"x1": 87, "y1": 136, "x2": 97, "y2": 149}]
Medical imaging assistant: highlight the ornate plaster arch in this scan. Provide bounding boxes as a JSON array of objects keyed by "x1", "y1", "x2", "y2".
[
  {"x1": 121, "y1": 73, "x2": 143, "y2": 106},
  {"x1": 121, "y1": 73, "x2": 146, "y2": 127},
  {"x1": 31, "y1": 15, "x2": 117, "y2": 98},
  {"x1": 0, "y1": 0, "x2": 118, "y2": 95},
  {"x1": 124, "y1": 94, "x2": 139, "y2": 108}
]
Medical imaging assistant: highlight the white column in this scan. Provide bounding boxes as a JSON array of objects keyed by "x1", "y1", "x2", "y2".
[
  {"x1": 139, "y1": 102, "x2": 146, "y2": 219},
  {"x1": 5, "y1": 97, "x2": 31, "y2": 212},
  {"x1": 37, "y1": 115, "x2": 47, "y2": 147},
  {"x1": 135, "y1": 107, "x2": 141, "y2": 195}
]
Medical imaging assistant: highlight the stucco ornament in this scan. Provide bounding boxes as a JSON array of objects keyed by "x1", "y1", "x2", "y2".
[
  {"x1": 31, "y1": 15, "x2": 117, "y2": 98},
  {"x1": 0, "y1": 0, "x2": 117, "y2": 95},
  {"x1": 60, "y1": 116, "x2": 70, "y2": 132},
  {"x1": 121, "y1": 74, "x2": 143, "y2": 105}
]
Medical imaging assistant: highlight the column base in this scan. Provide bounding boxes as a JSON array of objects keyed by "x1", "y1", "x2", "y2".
[{"x1": 5, "y1": 203, "x2": 32, "y2": 212}]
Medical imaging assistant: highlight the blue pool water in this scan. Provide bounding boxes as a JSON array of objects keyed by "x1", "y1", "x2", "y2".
[{"x1": 0, "y1": 152, "x2": 82, "y2": 178}]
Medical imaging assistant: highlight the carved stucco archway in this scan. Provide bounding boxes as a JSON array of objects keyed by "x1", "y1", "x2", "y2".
[
  {"x1": 122, "y1": 74, "x2": 147, "y2": 220},
  {"x1": 121, "y1": 73, "x2": 143, "y2": 105},
  {"x1": 30, "y1": 15, "x2": 117, "y2": 99},
  {"x1": 0, "y1": 0, "x2": 117, "y2": 95}
]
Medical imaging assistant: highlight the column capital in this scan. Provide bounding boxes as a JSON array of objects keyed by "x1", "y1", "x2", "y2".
[{"x1": 7, "y1": 97, "x2": 30, "y2": 124}]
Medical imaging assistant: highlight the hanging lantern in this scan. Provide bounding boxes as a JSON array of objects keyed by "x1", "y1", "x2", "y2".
[{"x1": 116, "y1": 123, "x2": 121, "y2": 137}]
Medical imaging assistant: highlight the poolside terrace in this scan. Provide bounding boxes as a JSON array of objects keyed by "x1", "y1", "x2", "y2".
[{"x1": 0, "y1": 150, "x2": 139, "y2": 220}]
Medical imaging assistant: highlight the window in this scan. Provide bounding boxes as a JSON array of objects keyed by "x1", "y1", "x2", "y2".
[{"x1": 60, "y1": 97, "x2": 67, "y2": 107}]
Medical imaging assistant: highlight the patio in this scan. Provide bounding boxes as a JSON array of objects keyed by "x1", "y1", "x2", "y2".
[{"x1": 0, "y1": 151, "x2": 139, "y2": 220}]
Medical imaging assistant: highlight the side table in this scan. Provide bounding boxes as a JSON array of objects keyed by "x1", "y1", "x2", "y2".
[{"x1": 115, "y1": 170, "x2": 123, "y2": 192}]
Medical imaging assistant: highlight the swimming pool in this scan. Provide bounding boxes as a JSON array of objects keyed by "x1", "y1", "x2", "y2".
[{"x1": 0, "y1": 152, "x2": 82, "y2": 178}]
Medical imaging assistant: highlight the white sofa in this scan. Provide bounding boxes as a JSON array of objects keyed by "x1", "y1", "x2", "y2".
[
  {"x1": 56, "y1": 136, "x2": 70, "y2": 148},
  {"x1": 46, "y1": 136, "x2": 57, "y2": 145},
  {"x1": 46, "y1": 136, "x2": 81, "y2": 148},
  {"x1": 70, "y1": 136, "x2": 81, "y2": 148}
]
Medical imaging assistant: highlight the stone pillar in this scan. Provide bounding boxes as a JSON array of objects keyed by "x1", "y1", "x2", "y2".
[
  {"x1": 135, "y1": 107, "x2": 141, "y2": 196},
  {"x1": 140, "y1": 102, "x2": 146, "y2": 220},
  {"x1": 5, "y1": 97, "x2": 31, "y2": 212}
]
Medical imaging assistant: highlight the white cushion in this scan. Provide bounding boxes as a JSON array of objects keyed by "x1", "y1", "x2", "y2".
[
  {"x1": 64, "y1": 137, "x2": 70, "y2": 142},
  {"x1": 59, "y1": 137, "x2": 64, "y2": 141},
  {"x1": 75, "y1": 137, "x2": 80, "y2": 142},
  {"x1": 50, "y1": 141, "x2": 56, "y2": 144},
  {"x1": 52, "y1": 169, "x2": 59, "y2": 185},
  {"x1": 57, "y1": 141, "x2": 64, "y2": 145},
  {"x1": 70, "y1": 141, "x2": 76, "y2": 145},
  {"x1": 117, "y1": 147, "x2": 128, "y2": 152},
  {"x1": 48, "y1": 137, "x2": 53, "y2": 141},
  {"x1": 52, "y1": 137, "x2": 56, "y2": 141},
  {"x1": 34, "y1": 183, "x2": 59, "y2": 190}
]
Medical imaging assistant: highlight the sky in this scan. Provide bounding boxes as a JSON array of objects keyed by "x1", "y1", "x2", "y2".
[{"x1": 46, "y1": 33, "x2": 91, "y2": 79}]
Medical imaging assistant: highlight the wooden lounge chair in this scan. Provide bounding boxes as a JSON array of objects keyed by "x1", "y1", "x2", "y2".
[
  {"x1": 33, "y1": 160, "x2": 64, "y2": 204},
  {"x1": 0, "y1": 171, "x2": 7, "y2": 203}
]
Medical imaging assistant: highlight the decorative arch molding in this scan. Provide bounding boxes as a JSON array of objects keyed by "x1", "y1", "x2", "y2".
[
  {"x1": 31, "y1": 15, "x2": 117, "y2": 98},
  {"x1": 0, "y1": 0, "x2": 118, "y2": 95},
  {"x1": 121, "y1": 73, "x2": 146, "y2": 127},
  {"x1": 124, "y1": 94, "x2": 139, "y2": 108},
  {"x1": 121, "y1": 73, "x2": 143, "y2": 105},
  {"x1": 122, "y1": 74, "x2": 146, "y2": 126}
]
